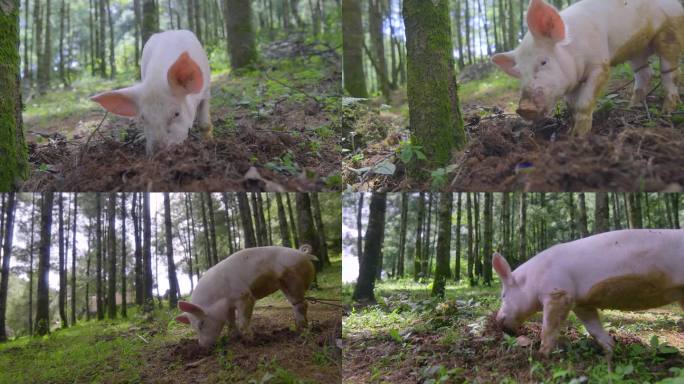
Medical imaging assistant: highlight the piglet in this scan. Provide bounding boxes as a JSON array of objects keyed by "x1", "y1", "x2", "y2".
[
  {"x1": 492, "y1": 0, "x2": 684, "y2": 135},
  {"x1": 493, "y1": 229, "x2": 684, "y2": 356},
  {"x1": 91, "y1": 30, "x2": 213, "y2": 155},
  {"x1": 175, "y1": 245, "x2": 317, "y2": 348}
]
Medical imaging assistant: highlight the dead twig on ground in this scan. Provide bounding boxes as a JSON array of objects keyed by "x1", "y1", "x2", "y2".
[{"x1": 79, "y1": 111, "x2": 109, "y2": 163}]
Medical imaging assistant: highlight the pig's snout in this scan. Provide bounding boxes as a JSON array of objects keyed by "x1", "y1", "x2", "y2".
[
  {"x1": 496, "y1": 312, "x2": 519, "y2": 335},
  {"x1": 516, "y1": 107, "x2": 542, "y2": 121}
]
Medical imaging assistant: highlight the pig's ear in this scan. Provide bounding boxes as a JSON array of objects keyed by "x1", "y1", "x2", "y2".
[
  {"x1": 175, "y1": 315, "x2": 191, "y2": 325},
  {"x1": 492, "y1": 53, "x2": 521, "y2": 78},
  {"x1": 493, "y1": 252, "x2": 514, "y2": 285},
  {"x1": 527, "y1": 0, "x2": 566, "y2": 42},
  {"x1": 90, "y1": 86, "x2": 140, "y2": 117},
  {"x1": 167, "y1": 51, "x2": 204, "y2": 96},
  {"x1": 178, "y1": 301, "x2": 206, "y2": 318}
]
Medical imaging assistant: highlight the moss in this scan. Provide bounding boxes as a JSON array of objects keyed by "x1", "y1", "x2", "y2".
[
  {"x1": 403, "y1": 0, "x2": 466, "y2": 176},
  {"x1": 0, "y1": 0, "x2": 28, "y2": 191}
]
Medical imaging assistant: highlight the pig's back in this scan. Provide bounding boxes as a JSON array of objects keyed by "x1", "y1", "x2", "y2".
[
  {"x1": 529, "y1": 230, "x2": 684, "y2": 299},
  {"x1": 140, "y1": 30, "x2": 210, "y2": 92}
]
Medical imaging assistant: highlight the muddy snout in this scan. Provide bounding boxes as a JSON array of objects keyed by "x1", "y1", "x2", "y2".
[
  {"x1": 517, "y1": 89, "x2": 548, "y2": 121},
  {"x1": 495, "y1": 312, "x2": 518, "y2": 336}
]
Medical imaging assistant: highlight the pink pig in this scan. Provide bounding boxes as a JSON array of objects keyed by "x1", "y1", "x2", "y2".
[
  {"x1": 492, "y1": 0, "x2": 684, "y2": 135},
  {"x1": 493, "y1": 229, "x2": 684, "y2": 356},
  {"x1": 91, "y1": 30, "x2": 213, "y2": 155},
  {"x1": 175, "y1": 246, "x2": 317, "y2": 348}
]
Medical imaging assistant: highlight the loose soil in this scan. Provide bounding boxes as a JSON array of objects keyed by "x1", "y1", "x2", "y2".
[
  {"x1": 343, "y1": 311, "x2": 684, "y2": 383},
  {"x1": 344, "y1": 74, "x2": 684, "y2": 191},
  {"x1": 142, "y1": 303, "x2": 342, "y2": 383},
  {"x1": 23, "y1": 38, "x2": 341, "y2": 192}
]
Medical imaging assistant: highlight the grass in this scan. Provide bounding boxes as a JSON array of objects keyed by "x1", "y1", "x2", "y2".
[
  {"x1": 343, "y1": 278, "x2": 684, "y2": 383},
  {"x1": 0, "y1": 256, "x2": 342, "y2": 384}
]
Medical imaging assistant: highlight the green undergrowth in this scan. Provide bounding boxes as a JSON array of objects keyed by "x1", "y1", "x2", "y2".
[{"x1": 344, "y1": 278, "x2": 684, "y2": 383}]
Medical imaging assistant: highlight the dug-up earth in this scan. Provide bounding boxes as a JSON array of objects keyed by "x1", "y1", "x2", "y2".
[
  {"x1": 343, "y1": 66, "x2": 684, "y2": 192},
  {"x1": 23, "y1": 37, "x2": 341, "y2": 192},
  {"x1": 144, "y1": 304, "x2": 342, "y2": 383},
  {"x1": 343, "y1": 299, "x2": 684, "y2": 383}
]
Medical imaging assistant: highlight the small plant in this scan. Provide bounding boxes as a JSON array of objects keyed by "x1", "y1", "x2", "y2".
[
  {"x1": 420, "y1": 364, "x2": 464, "y2": 384},
  {"x1": 397, "y1": 141, "x2": 427, "y2": 164},
  {"x1": 430, "y1": 165, "x2": 457, "y2": 190}
]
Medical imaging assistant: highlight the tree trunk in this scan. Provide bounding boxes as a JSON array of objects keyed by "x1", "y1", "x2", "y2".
[
  {"x1": 0, "y1": 0, "x2": 27, "y2": 190},
  {"x1": 577, "y1": 193, "x2": 589, "y2": 238},
  {"x1": 397, "y1": 193, "x2": 408, "y2": 278},
  {"x1": 120, "y1": 193, "x2": 127, "y2": 317},
  {"x1": 431, "y1": 193, "x2": 452, "y2": 297},
  {"x1": 352, "y1": 193, "x2": 386, "y2": 303},
  {"x1": 205, "y1": 193, "x2": 219, "y2": 265},
  {"x1": 250, "y1": 193, "x2": 265, "y2": 246},
  {"x1": 0, "y1": 193, "x2": 16, "y2": 341},
  {"x1": 142, "y1": 0, "x2": 159, "y2": 47},
  {"x1": 518, "y1": 193, "x2": 527, "y2": 263},
  {"x1": 198, "y1": 193, "x2": 213, "y2": 266},
  {"x1": 41, "y1": 0, "x2": 53, "y2": 92},
  {"x1": 220, "y1": 193, "x2": 235, "y2": 255},
  {"x1": 143, "y1": 193, "x2": 154, "y2": 312},
  {"x1": 224, "y1": 0, "x2": 258, "y2": 70},
  {"x1": 187, "y1": 194, "x2": 201, "y2": 281},
  {"x1": 286, "y1": 194, "x2": 299, "y2": 248},
  {"x1": 58, "y1": 0, "x2": 66, "y2": 86},
  {"x1": 185, "y1": 194, "x2": 196, "y2": 291},
  {"x1": 483, "y1": 193, "x2": 493, "y2": 286},
  {"x1": 132, "y1": 193, "x2": 143, "y2": 305},
  {"x1": 454, "y1": 193, "x2": 462, "y2": 281},
  {"x1": 28, "y1": 193, "x2": 36, "y2": 334},
  {"x1": 296, "y1": 194, "x2": 321, "y2": 273},
  {"x1": 356, "y1": 193, "x2": 363, "y2": 264},
  {"x1": 368, "y1": 0, "x2": 389, "y2": 101},
  {"x1": 311, "y1": 194, "x2": 330, "y2": 266},
  {"x1": 414, "y1": 193, "x2": 424, "y2": 281},
  {"x1": 106, "y1": 0, "x2": 116, "y2": 78},
  {"x1": 97, "y1": 0, "x2": 106, "y2": 77},
  {"x1": 134, "y1": 0, "x2": 141, "y2": 72},
  {"x1": 342, "y1": 0, "x2": 367, "y2": 97},
  {"x1": 403, "y1": 0, "x2": 465, "y2": 172},
  {"x1": 35, "y1": 192, "x2": 54, "y2": 335},
  {"x1": 95, "y1": 194, "x2": 104, "y2": 320},
  {"x1": 164, "y1": 193, "x2": 179, "y2": 308},
  {"x1": 107, "y1": 194, "x2": 117, "y2": 319},
  {"x1": 85, "y1": 217, "x2": 92, "y2": 320},
  {"x1": 57, "y1": 193, "x2": 67, "y2": 327},
  {"x1": 594, "y1": 192, "x2": 609, "y2": 234},
  {"x1": 628, "y1": 193, "x2": 643, "y2": 229},
  {"x1": 275, "y1": 194, "x2": 291, "y2": 248},
  {"x1": 237, "y1": 193, "x2": 257, "y2": 248}
]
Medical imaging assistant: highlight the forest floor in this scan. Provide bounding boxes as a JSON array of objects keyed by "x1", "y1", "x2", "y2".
[
  {"x1": 343, "y1": 62, "x2": 684, "y2": 191},
  {"x1": 342, "y1": 279, "x2": 684, "y2": 383},
  {"x1": 0, "y1": 259, "x2": 342, "y2": 384},
  {"x1": 23, "y1": 35, "x2": 341, "y2": 192}
]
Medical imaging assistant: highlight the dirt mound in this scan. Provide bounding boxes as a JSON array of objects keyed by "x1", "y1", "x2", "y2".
[
  {"x1": 169, "y1": 338, "x2": 213, "y2": 360},
  {"x1": 452, "y1": 108, "x2": 684, "y2": 191}
]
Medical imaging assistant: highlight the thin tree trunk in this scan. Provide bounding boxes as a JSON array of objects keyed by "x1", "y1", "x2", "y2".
[
  {"x1": 275, "y1": 194, "x2": 291, "y2": 248},
  {"x1": 164, "y1": 193, "x2": 179, "y2": 308},
  {"x1": 414, "y1": 193, "x2": 424, "y2": 282},
  {"x1": 142, "y1": 193, "x2": 154, "y2": 312},
  {"x1": 120, "y1": 193, "x2": 127, "y2": 317},
  {"x1": 454, "y1": 193, "x2": 462, "y2": 281},
  {"x1": 352, "y1": 193, "x2": 386, "y2": 303},
  {"x1": 205, "y1": 193, "x2": 219, "y2": 265},
  {"x1": 397, "y1": 193, "x2": 408, "y2": 278},
  {"x1": 58, "y1": 193, "x2": 67, "y2": 327},
  {"x1": 431, "y1": 193, "x2": 452, "y2": 297},
  {"x1": 35, "y1": 192, "x2": 54, "y2": 335},
  {"x1": 286, "y1": 194, "x2": 299, "y2": 248},
  {"x1": 28, "y1": 194, "x2": 36, "y2": 334},
  {"x1": 0, "y1": 193, "x2": 16, "y2": 341},
  {"x1": 107, "y1": 194, "x2": 117, "y2": 319},
  {"x1": 310, "y1": 194, "x2": 329, "y2": 266},
  {"x1": 237, "y1": 193, "x2": 257, "y2": 248},
  {"x1": 70, "y1": 193, "x2": 78, "y2": 324}
]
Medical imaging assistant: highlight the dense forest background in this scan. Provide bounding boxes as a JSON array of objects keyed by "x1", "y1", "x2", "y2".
[
  {"x1": 20, "y1": 0, "x2": 337, "y2": 94},
  {"x1": 0, "y1": 192, "x2": 341, "y2": 339},
  {"x1": 344, "y1": 192, "x2": 681, "y2": 297}
]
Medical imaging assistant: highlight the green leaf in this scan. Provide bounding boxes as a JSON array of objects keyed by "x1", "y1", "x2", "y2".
[
  {"x1": 389, "y1": 329, "x2": 402, "y2": 343},
  {"x1": 373, "y1": 161, "x2": 396, "y2": 175}
]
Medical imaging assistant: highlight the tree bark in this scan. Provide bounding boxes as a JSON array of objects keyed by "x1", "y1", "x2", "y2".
[
  {"x1": 352, "y1": 193, "x2": 386, "y2": 303},
  {"x1": 120, "y1": 193, "x2": 127, "y2": 317},
  {"x1": 142, "y1": 0, "x2": 159, "y2": 47},
  {"x1": 403, "y1": 0, "x2": 465, "y2": 171},
  {"x1": 518, "y1": 193, "x2": 527, "y2": 264},
  {"x1": 224, "y1": 0, "x2": 258, "y2": 70},
  {"x1": 164, "y1": 193, "x2": 179, "y2": 308},
  {"x1": 483, "y1": 193, "x2": 493, "y2": 286},
  {"x1": 198, "y1": 193, "x2": 213, "y2": 266},
  {"x1": 143, "y1": 193, "x2": 154, "y2": 312},
  {"x1": 28, "y1": 193, "x2": 36, "y2": 334},
  {"x1": 205, "y1": 193, "x2": 219, "y2": 265},
  {"x1": 96, "y1": 194, "x2": 104, "y2": 320},
  {"x1": 0, "y1": 193, "x2": 16, "y2": 341},
  {"x1": 286, "y1": 194, "x2": 299, "y2": 248},
  {"x1": 414, "y1": 193, "x2": 424, "y2": 281},
  {"x1": 237, "y1": 193, "x2": 257, "y2": 248},
  {"x1": 454, "y1": 192, "x2": 462, "y2": 281},
  {"x1": 311, "y1": 194, "x2": 329, "y2": 266},
  {"x1": 342, "y1": 0, "x2": 367, "y2": 97},
  {"x1": 107, "y1": 194, "x2": 117, "y2": 319},
  {"x1": 594, "y1": 193, "x2": 610, "y2": 234},
  {"x1": 35, "y1": 192, "x2": 54, "y2": 335},
  {"x1": 431, "y1": 193, "x2": 452, "y2": 297},
  {"x1": 577, "y1": 193, "x2": 589, "y2": 238},
  {"x1": 132, "y1": 193, "x2": 143, "y2": 305},
  {"x1": 296, "y1": 194, "x2": 321, "y2": 272},
  {"x1": 275, "y1": 193, "x2": 291, "y2": 248},
  {"x1": 397, "y1": 193, "x2": 408, "y2": 278}
]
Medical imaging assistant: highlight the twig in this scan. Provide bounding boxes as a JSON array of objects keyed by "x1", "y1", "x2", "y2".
[
  {"x1": 185, "y1": 356, "x2": 210, "y2": 369},
  {"x1": 136, "y1": 334, "x2": 149, "y2": 344},
  {"x1": 79, "y1": 111, "x2": 109, "y2": 163}
]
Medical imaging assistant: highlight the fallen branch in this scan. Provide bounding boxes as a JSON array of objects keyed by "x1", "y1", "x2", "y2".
[
  {"x1": 79, "y1": 111, "x2": 109, "y2": 163},
  {"x1": 185, "y1": 356, "x2": 210, "y2": 369},
  {"x1": 136, "y1": 334, "x2": 149, "y2": 344}
]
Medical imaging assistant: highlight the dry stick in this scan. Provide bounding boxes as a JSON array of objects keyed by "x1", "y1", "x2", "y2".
[{"x1": 79, "y1": 111, "x2": 109, "y2": 162}]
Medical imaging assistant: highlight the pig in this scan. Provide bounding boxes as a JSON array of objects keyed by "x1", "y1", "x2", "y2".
[
  {"x1": 492, "y1": 0, "x2": 684, "y2": 135},
  {"x1": 91, "y1": 30, "x2": 213, "y2": 155},
  {"x1": 493, "y1": 229, "x2": 684, "y2": 356},
  {"x1": 175, "y1": 245, "x2": 317, "y2": 348}
]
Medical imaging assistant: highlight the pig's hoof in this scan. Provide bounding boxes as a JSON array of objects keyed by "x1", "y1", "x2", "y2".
[
  {"x1": 629, "y1": 89, "x2": 646, "y2": 108},
  {"x1": 662, "y1": 94, "x2": 681, "y2": 114}
]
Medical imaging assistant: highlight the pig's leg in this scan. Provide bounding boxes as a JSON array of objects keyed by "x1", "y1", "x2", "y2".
[
  {"x1": 197, "y1": 97, "x2": 213, "y2": 140},
  {"x1": 540, "y1": 291, "x2": 573, "y2": 356},
  {"x1": 567, "y1": 66, "x2": 610, "y2": 136},
  {"x1": 227, "y1": 306, "x2": 238, "y2": 337},
  {"x1": 236, "y1": 297, "x2": 255, "y2": 341},
  {"x1": 628, "y1": 52, "x2": 653, "y2": 108},
  {"x1": 653, "y1": 24, "x2": 682, "y2": 113},
  {"x1": 573, "y1": 306, "x2": 615, "y2": 354},
  {"x1": 279, "y1": 277, "x2": 309, "y2": 330}
]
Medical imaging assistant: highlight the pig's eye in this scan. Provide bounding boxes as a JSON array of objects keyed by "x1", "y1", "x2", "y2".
[
  {"x1": 173, "y1": 112, "x2": 180, "y2": 118},
  {"x1": 541, "y1": 60, "x2": 548, "y2": 66}
]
